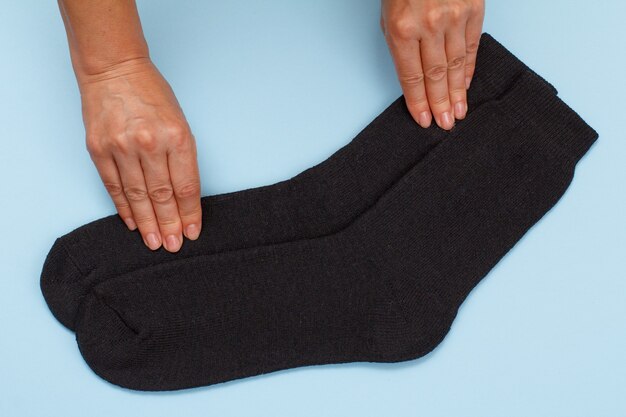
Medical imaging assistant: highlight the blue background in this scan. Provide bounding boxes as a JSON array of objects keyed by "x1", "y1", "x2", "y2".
[{"x1": 1, "y1": 0, "x2": 624, "y2": 415}]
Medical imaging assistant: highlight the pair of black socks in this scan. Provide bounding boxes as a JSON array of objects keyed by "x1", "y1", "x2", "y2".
[{"x1": 41, "y1": 33, "x2": 598, "y2": 391}]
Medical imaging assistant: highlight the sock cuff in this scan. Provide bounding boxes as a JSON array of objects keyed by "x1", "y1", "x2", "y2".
[
  {"x1": 468, "y1": 33, "x2": 558, "y2": 108},
  {"x1": 496, "y1": 70, "x2": 599, "y2": 164},
  {"x1": 470, "y1": 33, "x2": 598, "y2": 164}
]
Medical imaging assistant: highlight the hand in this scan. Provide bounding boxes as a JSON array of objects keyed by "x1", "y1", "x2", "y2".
[
  {"x1": 380, "y1": 0, "x2": 485, "y2": 130},
  {"x1": 79, "y1": 58, "x2": 202, "y2": 252}
]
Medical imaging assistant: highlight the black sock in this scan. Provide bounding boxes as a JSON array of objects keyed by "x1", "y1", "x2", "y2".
[
  {"x1": 41, "y1": 33, "x2": 544, "y2": 331},
  {"x1": 73, "y1": 69, "x2": 597, "y2": 391}
]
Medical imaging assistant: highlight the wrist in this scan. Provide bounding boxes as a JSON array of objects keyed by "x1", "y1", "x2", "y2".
[{"x1": 73, "y1": 56, "x2": 154, "y2": 90}]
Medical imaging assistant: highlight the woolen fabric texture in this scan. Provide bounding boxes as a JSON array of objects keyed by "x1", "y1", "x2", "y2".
[{"x1": 41, "y1": 33, "x2": 598, "y2": 391}]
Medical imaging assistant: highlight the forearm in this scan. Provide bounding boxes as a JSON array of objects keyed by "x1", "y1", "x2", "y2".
[{"x1": 58, "y1": 0, "x2": 150, "y2": 84}]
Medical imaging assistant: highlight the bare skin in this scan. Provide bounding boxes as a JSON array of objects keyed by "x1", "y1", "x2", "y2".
[
  {"x1": 58, "y1": 0, "x2": 201, "y2": 253},
  {"x1": 381, "y1": 0, "x2": 485, "y2": 130},
  {"x1": 57, "y1": 0, "x2": 484, "y2": 252}
]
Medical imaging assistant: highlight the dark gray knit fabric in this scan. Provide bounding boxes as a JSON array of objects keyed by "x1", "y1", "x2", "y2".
[
  {"x1": 41, "y1": 33, "x2": 598, "y2": 391},
  {"x1": 41, "y1": 33, "x2": 552, "y2": 331}
]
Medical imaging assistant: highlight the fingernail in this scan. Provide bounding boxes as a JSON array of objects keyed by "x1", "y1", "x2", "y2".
[
  {"x1": 441, "y1": 112, "x2": 454, "y2": 130},
  {"x1": 165, "y1": 234, "x2": 181, "y2": 252},
  {"x1": 124, "y1": 217, "x2": 137, "y2": 231},
  {"x1": 418, "y1": 111, "x2": 431, "y2": 128},
  {"x1": 466, "y1": 77, "x2": 471, "y2": 90},
  {"x1": 145, "y1": 233, "x2": 161, "y2": 250},
  {"x1": 455, "y1": 101, "x2": 467, "y2": 119},
  {"x1": 185, "y1": 224, "x2": 200, "y2": 240}
]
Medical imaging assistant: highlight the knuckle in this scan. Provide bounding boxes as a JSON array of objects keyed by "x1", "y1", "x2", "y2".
[
  {"x1": 448, "y1": 3, "x2": 466, "y2": 22},
  {"x1": 425, "y1": 9, "x2": 444, "y2": 31},
  {"x1": 111, "y1": 133, "x2": 130, "y2": 154},
  {"x1": 431, "y1": 95, "x2": 450, "y2": 106},
  {"x1": 115, "y1": 201, "x2": 131, "y2": 211},
  {"x1": 449, "y1": 87, "x2": 467, "y2": 98},
  {"x1": 167, "y1": 123, "x2": 191, "y2": 149},
  {"x1": 166, "y1": 122, "x2": 187, "y2": 139},
  {"x1": 133, "y1": 128, "x2": 158, "y2": 152},
  {"x1": 399, "y1": 72, "x2": 425, "y2": 86},
  {"x1": 181, "y1": 206, "x2": 202, "y2": 220},
  {"x1": 406, "y1": 97, "x2": 429, "y2": 108},
  {"x1": 149, "y1": 185, "x2": 174, "y2": 204},
  {"x1": 104, "y1": 182, "x2": 124, "y2": 197},
  {"x1": 175, "y1": 181, "x2": 201, "y2": 199},
  {"x1": 388, "y1": 17, "x2": 419, "y2": 40},
  {"x1": 157, "y1": 216, "x2": 180, "y2": 227},
  {"x1": 425, "y1": 64, "x2": 448, "y2": 81},
  {"x1": 466, "y1": 40, "x2": 480, "y2": 54},
  {"x1": 86, "y1": 139, "x2": 104, "y2": 158},
  {"x1": 133, "y1": 215, "x2": 156, "y2": 227},
  {"x1": 472, "y1": 0, "x2": 485, "y2": 14},
  {"x1": 425, "y1": 2, "x2": 469, "y2": 30},
  {"x1": 124, "y1": 186, "x2": 148, "y2": 202},
  {"x1": 447, "y1": 55, "x2": 466, "y2": 70}
]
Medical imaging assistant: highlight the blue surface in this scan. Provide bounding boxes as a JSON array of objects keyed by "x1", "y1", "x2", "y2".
[{"x1": 1, "y1": 0, "x2": 624, "y2": 415}]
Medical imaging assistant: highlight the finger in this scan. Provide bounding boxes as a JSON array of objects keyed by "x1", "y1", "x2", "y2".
[
  {"x1": 114, "y1": 154, "x2": 162, "y2": 251},
  {"x1": 168, "y1": 136, "x2": 202, "y2": 241},
  {"x1": 385, "y1": 35, "x2": 432, "y2": 128},
  {"x1": 421, "y1": 33, "x2": 455, "y2": 130},
  {"x1": 464, "y1": 4, "x2": 485, "y2": 89},
  {"x1": 91, "y1": 153, "x2": 136, "y2": 231},
  {"x1": 445, "y1": 26, "x2": 468, "y2": 120},
  {"x1": 141, "y1": 153, "x2": 184, "y2": 252}
]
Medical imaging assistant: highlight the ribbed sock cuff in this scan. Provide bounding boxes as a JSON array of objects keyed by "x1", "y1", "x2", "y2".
[
  {"x1": 469, "y1": 33, "x2": 559, "y2": 109},
  {"x1": 498, "y1": 70, "x2": 598, "y2": 164}
]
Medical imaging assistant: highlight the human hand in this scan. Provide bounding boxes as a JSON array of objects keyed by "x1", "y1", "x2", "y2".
[
  {"x1": 380, "y1": 0, "x2": 485, "y2": 130},
  {"x1": 79, "y1": 58, "x2": 202, "y2": 252}
]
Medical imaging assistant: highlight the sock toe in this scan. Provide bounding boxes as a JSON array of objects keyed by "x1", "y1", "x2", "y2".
[{"x1": 40, "y1": 238, "x2": 87, "y2": 330}]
